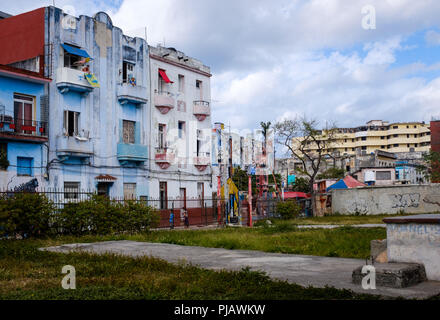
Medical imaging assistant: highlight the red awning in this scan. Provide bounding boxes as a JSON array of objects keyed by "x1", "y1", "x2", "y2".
[
  {"x1": 284, "y1": 191, "x2": 311, "y2": 199},
  {"x1": 158, "y1": 69, "x2": 173, "y2": 83}
]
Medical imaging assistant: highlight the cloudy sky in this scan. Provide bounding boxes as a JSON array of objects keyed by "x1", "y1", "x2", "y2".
[{"x1": 4, "y1": 0, "x2": 440, "y2": 131}]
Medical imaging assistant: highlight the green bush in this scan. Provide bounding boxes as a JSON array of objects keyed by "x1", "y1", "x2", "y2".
[
  {"x1": 56, "y1": 195, "x2": 160, "y2": 236},
  {"x1": 0, "y1": 192, "x2": 55, "y2": 238},
  {"x1": 276, "y1": 200, "x2": 301, "y2": 219}
]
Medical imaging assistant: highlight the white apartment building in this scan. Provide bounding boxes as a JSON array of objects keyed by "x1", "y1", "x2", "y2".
[{"x1": 148, "y1": 45, "x2": 213, "y2": 209}]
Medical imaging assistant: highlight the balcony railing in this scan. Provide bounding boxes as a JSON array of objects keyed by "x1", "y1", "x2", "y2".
[
  {"x1": 155, "y1": 147, "x2": 175, "y2": 169},
  {"x1": 193, "y1": 152, "x2": 211, "y2": 172},
  {"x1": 193, "y1": 100, "x2": 210, "y2": 121},
  {"x1": 56, "y1": 135, "x2": 93, "y2": 159},
  {"x1": 154, "y1": 90, "x2": 175, "y2": 114},
  {"x1": 0, "y1": 116, "x2": 48, "y2": 140},
  {"x1": 117, "y1": 143, "x2": 148, "y2": 163},
  {"x1": 117, "y1": 83, "x2": 148, "y2": 105},
  {"x1": 56, "y1": 67, "x2": 94, "y2": 94}
]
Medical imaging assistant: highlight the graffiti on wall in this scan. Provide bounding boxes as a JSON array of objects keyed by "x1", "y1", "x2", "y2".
[
  {"x1": 349, "y1": 199, "x2": 370, "y2": 215},
  {"x1": 423, "y1": 194, "x2": 440, "y2": 207},
  {"x1": 389, "y1": 193, "x2": 420, "y2": 209}
]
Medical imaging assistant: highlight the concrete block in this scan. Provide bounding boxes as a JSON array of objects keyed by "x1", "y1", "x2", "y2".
[
  {"x1": 352, "y1": 263, "x2": 427, "y2": 288},
  {"x1": 384, "y1": 215, "x2": 440, "y2": 281},
  {"x1": 371, "y1": 239, "x2": 387, "y2": 263}
]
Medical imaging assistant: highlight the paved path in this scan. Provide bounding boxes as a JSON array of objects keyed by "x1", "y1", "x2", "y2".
[
  {"x1": 42, "y1": 240, "x2": 440, "y2": 299},
  {"x1": 296, "y1": 223, "x2": 386, "y2": 229}
]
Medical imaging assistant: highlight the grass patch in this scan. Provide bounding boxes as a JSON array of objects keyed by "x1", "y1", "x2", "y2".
[
  {"x1": 279, "y1": 213, "x2": 434, "y2": 226},
  {"x1": 0, "y1": 239, "x2": 380, "y2": 300}
]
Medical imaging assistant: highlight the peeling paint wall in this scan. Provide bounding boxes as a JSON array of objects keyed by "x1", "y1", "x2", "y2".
[
  {"x1": 46, "y1": 7, "x2": 150, "y2": 197},
  {"x1": 332, "y1": 185, "x2": 440, "y2": 215}
]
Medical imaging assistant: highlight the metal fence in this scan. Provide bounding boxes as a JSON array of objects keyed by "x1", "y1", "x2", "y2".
[{"x1": 0, "y1": 189, "x2": 311, "y2": 228}]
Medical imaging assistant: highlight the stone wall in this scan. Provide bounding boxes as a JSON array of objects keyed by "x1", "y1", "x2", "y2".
[
  {"x1": 331, "y1": 184, "x2": 440, "y2": 215},
  {"x1": 385, "y1": 215, "x2": 440, "y2": 281}
]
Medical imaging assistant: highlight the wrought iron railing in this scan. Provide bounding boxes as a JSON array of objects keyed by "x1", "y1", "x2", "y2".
[{"x1": 0, "y1": 117, "x2": 48, "y2": 137}]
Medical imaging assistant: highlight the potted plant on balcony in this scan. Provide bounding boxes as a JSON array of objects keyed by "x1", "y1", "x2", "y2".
[{"x1": 0, "y1": 150, "x2": 9, "y2": 170}]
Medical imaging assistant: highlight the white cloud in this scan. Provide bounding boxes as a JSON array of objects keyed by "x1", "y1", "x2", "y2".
[{"x1": 425, "y1": 30, "x2": 440, "y2": 46}]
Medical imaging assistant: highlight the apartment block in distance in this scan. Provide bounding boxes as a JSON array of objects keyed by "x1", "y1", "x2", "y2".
[
  {"x1": 297, "y1": 120, "x2": 431, "y2": 156},
  {"x1": 148, "y1": 45, "x2": 213, "y2": 209}
]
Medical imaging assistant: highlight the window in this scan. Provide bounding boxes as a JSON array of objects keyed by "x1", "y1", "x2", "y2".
[
  {"x1": 361, "y1": 146, "x2": 367, "y2": 150},
  {"x1": 376, "y1": 171, "x2": 391, "y2": 180},
  {"x1": 123, "y1": 183, "x2": 136, "y2": 200},
  {"x1": 394, "y1": 144, "x2": 399, "y2": 147},
  {"x1": 381, "y1": 145, "x2": 385, "y2": 149},
  {"x1": 122, "y1": 61, "x2": 135, "y2": 83},
  {"x1": 352, "y1": 139, "x2": 355, "y2": 142},
  {"x1": 407, "y1": 134, "x2": 410, "y2": 138},
  {"x1": 381, "y1": 136, "x2": 385, "y2": 139},
  {"x1": 196, "y1": 129, "x2": 202, "y2": 157},
  {"x1": 64, "y1": 182, "x2": 80, "y2": 199},
  {"x1": 122, "y1": 120, "x2": 135, "y2": 144},
  {"x1": 393, "y1": 126, "x2": 398, "y2": 129},
  {"x1": 14, "y1": 94, "x2": 34, "y2": 134},
  {"x1": 178, "y1": 74, "x2": 185, "y2": 93},
  {"x1": 178, "y1": 121, "x2": 185, "y2": 139},
  {"x1": 17, "y1": 157, "x2": 32, "y2": 176},
  {"x1": 64, "y1": 52, "x2": 82, "y2": 69},
  {"x1": 361, "y1": 137, "x2": 366, "y2": 141},
  {"x1": 158, "y1": 124, "x2": 166, "y2": 149},
  {"x1": 196, "y1": 80, "x2": 203, "y2": 99},
  {"x1": 393, "y1": 134, "x2": 398, "y2": 137},
  {"x1": 63, "y1": 110, "x2": 79, "y2": 136},
  {"x1": 159, "y1": 182, "x2": 167, "y2": 209}
]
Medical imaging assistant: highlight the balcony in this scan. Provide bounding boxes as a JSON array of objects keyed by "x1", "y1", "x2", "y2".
[
  {"x1": 0, "y1": 117, "x2": 48, "y2": 143},
  {"x1": 117, "y1": 83, "x2": 148, "y2": 105},
  {"x1": 155, "y1": 147, "x2": 175, "y2": 169},
  {"x1": 56, "y1": 135, "x2": 93, "y2": 159},
  {"x1": 193, "y1": 153, "x2": 210, "y2": 172},
  {"x1": 154, "y1": 91, "x2": 175, "y2": 114},
  {"x1": 117, "y1": 143, "x2": 148, "y2": 165},
  {"x1": 56, "y1": 67, "x2": 94, "y2": 94},
  {"x1": 193, "y1": 101, "x2": 210, "y2": 121}
]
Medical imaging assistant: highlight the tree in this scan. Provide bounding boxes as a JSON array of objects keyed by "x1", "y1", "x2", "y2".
[
  {"x1": 260, "y1": 121, "x2": 272, "y2": 152},
  {"x1": 418, "y1": 151, "x2": 440, "y2": 183},
  {"x1": 316, "y1": 167, "x2": 345, "y2": 180},
  {"x1": 274, "y1": 117, "x2": 337, "y2": 215},
  {"x1": 232, "y1": 166, "x2": 250, "y2": 191},
  {"x1": 292, "y1": 177, "x2": 310, "y2": 193}
]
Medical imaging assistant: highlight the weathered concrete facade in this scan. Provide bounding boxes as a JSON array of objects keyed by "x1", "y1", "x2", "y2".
[
  {"x1": 45, "y1": 8, "x2": 150, "y2": 198},
  {"x1": 332, "y1": 185, "x2": 440, "y2": 215},
  {"x1": 384, "y1": 214, "x2": 440, "y2": 281},
  {"x1": 148, "y1": 45, "x2": 212, "y2": 206}
]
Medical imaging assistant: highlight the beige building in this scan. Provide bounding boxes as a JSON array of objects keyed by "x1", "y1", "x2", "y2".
[{"x1": 296, "y1": 120, "x2": 431, "y2": 156}]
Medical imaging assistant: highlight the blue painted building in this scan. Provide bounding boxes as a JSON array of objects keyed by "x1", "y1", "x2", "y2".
[
  {"x1": 44, "y1": 8, "x2": 151, "y2": 198},
  {"x1": 0, "y1": 7, "x2": 151, "y2": 197},
  {"x1": 0, "y1": 65, "x2": 51, "y2": 189}
]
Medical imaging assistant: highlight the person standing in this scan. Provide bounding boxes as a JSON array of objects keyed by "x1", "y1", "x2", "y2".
[
  {"x1": 183, "y1": 208, "x2": 189, "y2": 228},
  {"x1": 169, "y1": 211, "x2": 174, "y2": 230}
]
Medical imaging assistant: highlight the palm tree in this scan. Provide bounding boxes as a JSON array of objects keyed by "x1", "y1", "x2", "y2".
[{"x1": 260, "y1": 121, "x2": 271, "y2": 154}]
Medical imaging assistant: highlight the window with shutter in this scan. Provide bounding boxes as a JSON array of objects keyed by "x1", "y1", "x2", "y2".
[{"x1": 122, "y1": 120, "x2": 135, "y2": 144}]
